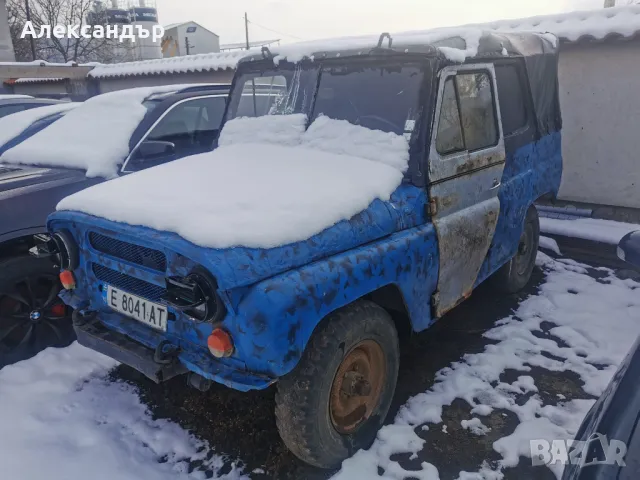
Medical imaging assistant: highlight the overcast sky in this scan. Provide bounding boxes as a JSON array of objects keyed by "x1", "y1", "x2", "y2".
[{"x1": 155, "y1": 0, "x2": 612, "y2": 46}]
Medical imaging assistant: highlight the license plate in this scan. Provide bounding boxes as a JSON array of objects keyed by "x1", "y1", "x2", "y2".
[{"x1": 104, "y1": 285, "x2": 168, "y2": 331}]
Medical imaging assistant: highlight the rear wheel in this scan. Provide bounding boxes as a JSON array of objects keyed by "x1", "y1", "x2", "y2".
[
  {"x1": 275, "y1": 300, "x2": 399, "y2": 469},
  {"x1": 0, "y1": 256, "x2": 73, "y2": 367},
  {"x1": 492, "y1": 206, "x2": 540, "y2": 293}
]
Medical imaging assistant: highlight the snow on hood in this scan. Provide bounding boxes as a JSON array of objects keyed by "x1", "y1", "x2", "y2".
[
  {"x1": 0, "y1": 102, "x2": 78, "y2": 148},
  {"x1": 0, "y1": 85, "x2": 196, "y2": 178},
  {"x1": 57, "y1": 116, "x2": 409, "y2": 249}
]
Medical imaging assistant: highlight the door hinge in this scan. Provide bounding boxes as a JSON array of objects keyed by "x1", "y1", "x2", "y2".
[{"x1": 427, "y1": 197, "x2": 438, "y2": 216}]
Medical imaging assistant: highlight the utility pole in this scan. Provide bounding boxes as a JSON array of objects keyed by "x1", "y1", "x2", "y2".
[
  {"x1": 185, "y1": 36, "x2": 192, "y2": 55},
  {"x1": 245, "y1": 12, "x2": 250, "y2": 50},
  {"x1": 24, "y1": 0, "x2": 36, "y2": 60}
]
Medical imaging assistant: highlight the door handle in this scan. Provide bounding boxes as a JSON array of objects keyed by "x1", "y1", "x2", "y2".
[{"x1": 490, "y1": 179, "x2": 501, "y2": 190}]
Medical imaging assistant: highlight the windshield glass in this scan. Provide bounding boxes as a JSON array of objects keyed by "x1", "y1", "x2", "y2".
[{"x1": 226, "y1": 60, "x2": 426, "y2": 136}]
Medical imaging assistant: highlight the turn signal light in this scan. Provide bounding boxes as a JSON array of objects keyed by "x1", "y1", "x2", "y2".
[
  {"x1": 59, "y1": 270, "x2": 76, "y2": 290},
  {"x1": 207, "y1": 328, "x2": 234, "y2": 358}
]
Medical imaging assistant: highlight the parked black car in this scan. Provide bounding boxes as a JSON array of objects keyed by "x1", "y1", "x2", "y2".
[
  {"x1": 561, "y1": 232, "x2": 640, "y2": 480},
  {"x1": 0, "y1": 83, "x2": 231, "y2": 366},
  {"x1": 0, "y1": 97, "x2": 67, "y2": 119}
]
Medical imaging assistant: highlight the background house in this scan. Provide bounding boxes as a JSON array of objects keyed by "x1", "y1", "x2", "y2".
[{"x1": 163, "y1": 22, "x2": 221, "y2": 57}]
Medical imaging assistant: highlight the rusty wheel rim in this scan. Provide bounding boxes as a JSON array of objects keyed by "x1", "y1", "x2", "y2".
[
  {"x1": 515, "y1": 222, "x2": 535, "y2": 276},
  {"x1": 329, "y1": 339, "x2": 386, "y2": 434}
]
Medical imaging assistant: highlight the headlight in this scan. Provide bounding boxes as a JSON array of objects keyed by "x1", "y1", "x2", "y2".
[{"x1": 163, "y1": 268, "x2": 226, "y2": 324}]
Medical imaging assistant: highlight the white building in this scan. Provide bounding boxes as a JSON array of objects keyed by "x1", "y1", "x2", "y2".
[
  {"x1": 480, "y1": 5, "x2": 640, "y2": 219},
  {"x1": 162, "y1": 21, "x2": 220, "y2": 57}
]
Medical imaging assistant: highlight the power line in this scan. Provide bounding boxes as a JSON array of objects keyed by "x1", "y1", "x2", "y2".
[{"x1": 247, "y1": 19, "x2": 304, "y2": 41}]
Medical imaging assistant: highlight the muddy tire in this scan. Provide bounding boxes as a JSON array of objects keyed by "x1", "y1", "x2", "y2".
[
  {"x1": 275, "y1": 300, "x2": 399, "y2": 469},
  {"x1": 0, "y1": 255, "x2": 74, "y2": 367},
  {"x1": 492, "y1": 206, "x2": 540, "y2": 294}
]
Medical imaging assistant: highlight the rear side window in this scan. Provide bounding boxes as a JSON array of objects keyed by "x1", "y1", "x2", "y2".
[
  {"x1": 495, "y1": 65, "x2": 527, "y2": 136},
  {"x1": 436, "y1": 71, "x2": 498, "y2": 154},
  {"x1": 0, "y1": 105, "x2": 27, "y2": 119}
]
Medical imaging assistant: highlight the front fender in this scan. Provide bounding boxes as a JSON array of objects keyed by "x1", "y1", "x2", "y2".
[{"x1": 227, "y1": 223, "x2": 439, "y2": 377}]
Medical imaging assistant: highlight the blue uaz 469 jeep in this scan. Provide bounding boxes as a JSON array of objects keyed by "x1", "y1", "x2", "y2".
[{"x1": 44, "y1": 30, "x2": 562, "y2": 468}]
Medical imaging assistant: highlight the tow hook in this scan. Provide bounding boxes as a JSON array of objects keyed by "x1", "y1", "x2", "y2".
[{"x1": 153, "y1": 340, "x2": 181, "y2": 365}]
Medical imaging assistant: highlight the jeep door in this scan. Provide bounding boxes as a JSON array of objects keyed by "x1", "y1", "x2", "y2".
[{"x1": 428, "y1": 63, "x2": 505, "y2": 317}]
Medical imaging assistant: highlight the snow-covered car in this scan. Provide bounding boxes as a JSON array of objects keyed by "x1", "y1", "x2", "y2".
[
  {"x1": 0, "y1": 83, "x2": 231, "y2": 367},
  {"x1": 617, "y1": 230, "x2": 640, "y2": 269},
  {"x1": 45, "y1": 30, "x2": 563, "y2": 467},
  {"x1": 0, "y1": 103, "x2": 79, "y2": 156}
]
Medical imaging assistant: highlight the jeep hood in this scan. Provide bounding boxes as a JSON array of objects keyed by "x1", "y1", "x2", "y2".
[{"x1": 57, "y1": 116, "x2": 411, "y2": 251}]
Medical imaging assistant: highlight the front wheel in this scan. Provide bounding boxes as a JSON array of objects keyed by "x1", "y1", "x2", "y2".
[
  {"x1": 492, "y1": 205, "x2": 540, "y2": 293},
  {"x1": 0, "y1": 255, "x2": 73, "y2": 367},
  {"x1": 275, "y1": 300, "x2": 399, "y2": 469}
]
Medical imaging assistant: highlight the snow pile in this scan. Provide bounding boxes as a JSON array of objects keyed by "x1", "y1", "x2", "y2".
[
  {"x1": 540, "y1": 217, "x2": 639, "y2": 245},
  {"x1": 484, "y1": 4, "x2": 640, "y2": 43},
  {"x1": 0, "y1": 94, "x2": 33, "y2": 99},
  {"x1": 220, "y1": 114, "x2": 410, "y2": 171},
  {"x1": 218, "y1": 114, "x2": 308, "y2": 147},
  {"x1": 304, "y1": 116, "x2": 409, "y2": 171},
  {"x1": 333, "y1": 253, "x2": 640, "y2": 480},
  {"x1": 57, "y1": 143, "x2": 406, "y2": 249},
  {"x1": 0, "y1": 85, "x2": 195, "y2": 178},
  {"x1": 12, "y1": 77, "x2": 64, "y2": 84},
  {"x1": 0, "y1": 102, "x2": 78, "y2": 148},
  {"x1": 538, "y1": 235, "x2": 561, "y2": 255},
  {"x1": 0, "y1": 343, "x2": 247, "y2": 480},
  {"x1": 89, "y1": 50, "x2": 254, "y2": 79}
]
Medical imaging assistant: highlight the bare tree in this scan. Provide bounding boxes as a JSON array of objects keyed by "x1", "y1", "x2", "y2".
[{"x1": 7, "y1": 0, "x2": 131, "y2": 63}]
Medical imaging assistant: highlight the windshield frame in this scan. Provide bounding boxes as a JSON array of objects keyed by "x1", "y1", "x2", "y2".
[{"x1": 223, "y1": 54, "x2": 436, "y2": 186}]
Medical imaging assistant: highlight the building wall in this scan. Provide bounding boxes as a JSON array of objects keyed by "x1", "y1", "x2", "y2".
[
  {"x1": 0, "y1": 0, "x2": 15, "y2": 61},
  {"x1": 558, "y1": 41, "x2": 640, "y2": 209},
  {"x1": 11, "y1": 82, "x2": 68, "y2": 96},
  {"x1": 95, "y1": 69, "x2": 234, "y2": 93}
]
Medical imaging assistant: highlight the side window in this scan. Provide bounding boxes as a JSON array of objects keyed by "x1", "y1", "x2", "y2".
[
  {"x1": 436, "y1": 78, "x2": 464, "y2": 154},
  {"x1": 128, "y1": 96, "x2": 226, "y2": 171},
  {"x1": 495, "y1": 65, "x2": 527, "y2": 136},
  {"x1": 456, "y1": 72, "x2": 498, "y2": 151},
  {"x1": 435, "y1": 71, "x2": 499, "y2": 155}
]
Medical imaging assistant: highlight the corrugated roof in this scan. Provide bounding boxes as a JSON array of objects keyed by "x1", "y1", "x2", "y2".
[
  {"x1": 88, "y1": 50, "x2": 253, "y2": 79},
  {"x1": 480, "y1": 5, "x2": 640, "y2": 43}
]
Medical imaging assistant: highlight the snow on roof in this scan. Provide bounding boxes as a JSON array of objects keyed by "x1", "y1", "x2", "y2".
[
  {"x1": 479, "y1": 4, "x2": 640, "y2": 43},
  {"x1": 88, "y1": 50, "x2": 253, "y2": 79},
  {"x1": 270, "y1": 27, "x2": 486, "y2": 64},
  {"x1": 0, "y1": 85, "x2": 195, "y2": 178},
  {"x1": 0, "y1": 94, "x2": 34, "y2": 99},
  {"x1": 12, "y1": 77, "x2": 64, "y2": 84},
  {"x1": 0, "y1": 102, "x2": 78, "y2": 148},
  {"x1": 57, "y1": 116, "x2": 410, "y2": 249}
]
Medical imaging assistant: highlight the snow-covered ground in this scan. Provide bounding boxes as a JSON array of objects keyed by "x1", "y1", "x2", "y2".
[{"x1": 0, "y1": 252, "x2": 638, "y2": 480}]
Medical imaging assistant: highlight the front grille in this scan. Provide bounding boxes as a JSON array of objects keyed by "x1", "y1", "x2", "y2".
[
  {"x1": 92, "y1": 264, "x2": 166, "y2": 302},
  {"x1": 89, "y1": 232, "x2": 166, "y2": 272}
]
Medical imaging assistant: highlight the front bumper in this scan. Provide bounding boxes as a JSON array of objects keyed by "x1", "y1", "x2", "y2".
[{"x1": 74, "y1": 313, "x2": 276, "y2": 391}]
